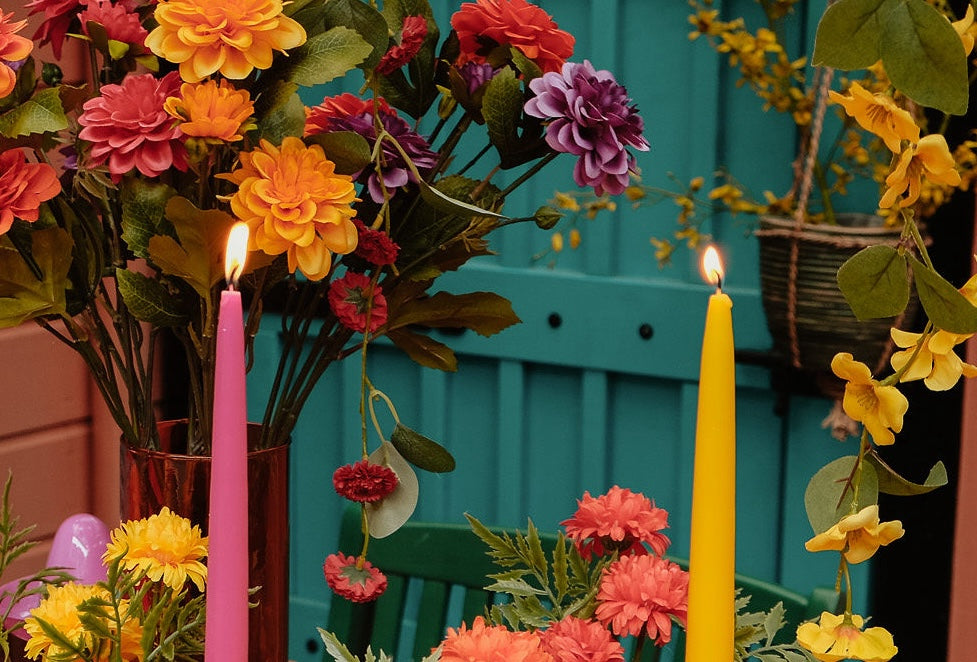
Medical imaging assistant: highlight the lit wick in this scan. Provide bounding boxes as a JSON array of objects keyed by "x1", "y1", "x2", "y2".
[{"x1": 702, "y1": 245, "x2": 724, "y2": 293}]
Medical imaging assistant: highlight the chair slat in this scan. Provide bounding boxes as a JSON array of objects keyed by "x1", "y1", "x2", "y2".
[
  {"x1": 371, "y1": 574, "x2": 407, "y2": 655},
  {"x1": 411, "y1": 580, "x2": 450, "y2": 659}
]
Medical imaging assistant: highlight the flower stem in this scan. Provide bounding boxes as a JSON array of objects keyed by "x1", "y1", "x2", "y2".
[{"x1": 499, "y1": 152, "x2": 559, "y2": 199}]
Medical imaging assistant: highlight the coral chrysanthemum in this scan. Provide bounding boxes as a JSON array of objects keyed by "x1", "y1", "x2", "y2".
[
  {"x1": 828, "y1": 82, "x2": 919, "y2": 153},
  {"x1": 376, "y1": 15, "x2": 428, "y2": 76},
  {"x1": 78, "y1": 71, "x2": 188, "y2": 181},
  {"x1": 879, "y1": 134, "x2": 961, "y2": 209},
  {"x1": 805, "y1": 504, "x2": 904, "y2": 564},
  {"x1": 595, "y1": 554, "x2": 689, "y2": 646},
  {"x1": 323, "y1": 552, "x2": 388, "y2": 603},
  {"x1": 221, "y1": 136, "x2": 359, "y2": 281},
  {"x1": 0, "y1": 148, "x2": 61, "y2": 234},
  {"x1": 24, "y1": 582, "x2": 143, "y2": 661},
  {"x1": 561, "y1": 485, "x2": 671, "y2": 558},
  {"x1": 103, "y1": 506, "x2": 209, "y2": 591},
  {"x1": 333, "y1": 459, "x2": 399, "y2": 503},
  {"x1": 0, "y1": 10, "x2": 32, "y2": 99},
  {"x1": 450, "y1": 0, "x2": 574, "y2": 74},
  {"x1": 165, "y1": 79, "x2": 255, "y2": 143},
  {"x1": 525, "y1": 60, "x2": 649, "y2": 196},
  {"x1": 145, "y1": 0, "x2": 306, "y2": 83},
  {"x1": 441, "y1": 616, "x2": 554, "y2": 662},
  {"x1": 796, "y1": 611, "x2": 898, "y2": 662},
  {"x1": 539, "y1": 615, "x2": 624, "y2": 662},
  {"x1": 328, "y1": 271, "x2": 388, "y2": 333},
  {"x1": 830, "y1": 353, "x2": 909, "y2": 446}
]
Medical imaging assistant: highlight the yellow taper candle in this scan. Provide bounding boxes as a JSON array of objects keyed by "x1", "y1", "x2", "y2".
[{"x1": 685, "y1": 245, "x2": 736, "y2": 661}]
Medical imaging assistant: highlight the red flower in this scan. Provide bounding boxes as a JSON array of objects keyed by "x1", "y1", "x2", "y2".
[
  {"x1": 561, "y1": 486, "x2": 670, "y2": 559},
  {"x1": 25, "y1": 0, "x2": 82, "y2": 59},
  {"x1": 328, "y1": 271, "x2": 388, "y2": 333},
  {"x1": 323, "y1": 552, "x2": 388, "y2": 603},
  {"x1": 539, "y1": 616, "x2": 624, "y2": 662},
  {"x1": 353, "y1": 219, "x2": 399, "y2": 266},
  {"x1": 0, "y1": 149, "x2": 61, "y2": 234},
  {"x1": 450, "y1": 0, "x2": 575, "y2": 74},
  {"x1": 78, "y1": 71, "x2": 188, "y2": 181},
  {"x1": 333, "y1": 459, "x2": 398, "y2": 503},
  {"x1": 595, "y1": 554, "x2": 689, "y2": 646},
  {"x1": 376, "y1": 15, "x2": 428, "y2": 76},
  {"x1": 305, "y1": 92, "x2": 394, "y2": 135},
  {"x1": 78, "y1": 0, "x2": 148, "y2": 46}
]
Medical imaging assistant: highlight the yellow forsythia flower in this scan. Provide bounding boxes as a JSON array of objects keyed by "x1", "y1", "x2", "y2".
[{"x1": 805, "y1": 504, "x2": 904, "y2": 564}]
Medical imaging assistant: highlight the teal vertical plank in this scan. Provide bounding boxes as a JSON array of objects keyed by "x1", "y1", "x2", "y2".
[
  {"x1": 495, "y1": 360, "x2": 525, "y2": 523},
  {"x1": 674, "y1": 382, "x2": 699, "y2": 559},
  {"x1": 419, "y1": 369, "x2": 448, "y2": 519},
  {"x1": 579, "y1": 370, "x2": 609, "y2": 487}
]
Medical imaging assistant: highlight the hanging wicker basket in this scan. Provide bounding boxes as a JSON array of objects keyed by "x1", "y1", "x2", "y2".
[{"x1": 756, "y1": 214, "x2": 916, "y2": 376}]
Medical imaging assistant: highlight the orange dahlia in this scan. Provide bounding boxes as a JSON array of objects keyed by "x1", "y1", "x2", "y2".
[
  {"x1": 221, "y1": 137, "x2": 358, "y2": 280},
  {"x1": 145, "y1": 0, "x2": 306, "y2": 83},
  {"x1": 165, "y1": 79, "x2": 255, "y2": 143},
  {"x1": 0, "y1": 10, "x2": 32, "y2": 99},
  {"x1": 0, "y1": 149, "x2": 61, "y2": 235}
]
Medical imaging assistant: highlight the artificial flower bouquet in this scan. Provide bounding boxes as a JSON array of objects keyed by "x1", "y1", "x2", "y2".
[
  {"x1": 0, "y1": 0, "x2": 648, "y2": 460},
  {"x1": 318, "y1": 486, "x2": 828, "y2": 662}
]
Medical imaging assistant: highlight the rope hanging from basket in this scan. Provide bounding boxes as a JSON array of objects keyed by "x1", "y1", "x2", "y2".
[{"x1": 785, "y1": 65, "x2": 835, "y2": 369}]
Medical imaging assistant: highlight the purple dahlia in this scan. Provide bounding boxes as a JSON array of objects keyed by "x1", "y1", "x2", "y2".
[{"x1": 525, "y1": 60, "x2": 649, "y2": 196}]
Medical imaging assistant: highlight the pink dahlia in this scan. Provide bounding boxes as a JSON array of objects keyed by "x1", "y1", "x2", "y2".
[
  {"x1": 524, "y1": 60, "x2": 648, "y2": 196},
  {"x1": 0, "y1": 149, "x2": 61, "y2": 234},
  {"x1": 353, "y1": 219, "x2": 399, "y2": 266},
  {"x1": 333, "y1": 459, "x2": 398, "y2": 503},
  {"x1": 328, "y1": 271, "x2": 388, "y2": 334},
  {"x1": 441, "y1": 616, "x2": 553, "y2": 662},
  {"x1": 595, "y1": 554, "x2": 689, "y2": 646},
  {"x1": 375, "y1": 15, "x2": 427, "y2": 76},
  {"x1": 25, "y1": 0, "x2": 82, "y2": 59},
  {"x1": 78, "y1": 71, "x2": 188, "y2": 180},
  {"x1": 539, "y1": 616, "x2": 624, "y2": 662},
  {"x1": 323, "y1": 552, "x2": 387, "y2": 603},
  {"x1": 561, "y1": 486, "x2": 670, "y2": 559},
  {"x1": 78, "y1": 0, "x2": 148, "y2": 46}
]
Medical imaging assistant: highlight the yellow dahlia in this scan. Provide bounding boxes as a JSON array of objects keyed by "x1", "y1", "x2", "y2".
[
  {"x1": 145, "y1": 0, "x2": 306, "y2": 83},
  {"x1": 164, "y1": 79, "x2": 255, "y2": 143},
  {"x1": 221, "y1": 136, "x2": 359, "y2": 280},
  {"x1": 103, "y1": 506, "x2": 208, "y2": 592}
]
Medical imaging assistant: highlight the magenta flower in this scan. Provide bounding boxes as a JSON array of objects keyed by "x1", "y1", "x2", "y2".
[
  {"x1": 323, "y1": 552, "x2": 388, "y2": 603},
  {"x1": 333, "y1": 459, "x2": 398, "y2": 503},
  {"x1": 353, "y1": 219, "x2": 400, "y2": 266},
  {"x1": 26, "y1": 0, "x2": 82, "y2": 59},
  {"x1": 78, "y1": 0, "x2": 148, "y2": 46},
  {"x1": 78, "y1": 71, "x2": 188, "y2": 180},
  {"x1": 524, "y1": 60, "x2": 649, "y2": 196},
  {"x1": 375, "y1": 15, "x2": 427, "y2": 76},
  {"x1": 328, "y1": 271, "x2": 388, "y2": 333}
]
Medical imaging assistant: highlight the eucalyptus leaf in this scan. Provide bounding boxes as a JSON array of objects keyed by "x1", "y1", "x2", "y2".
[
  {"x1": 866, "y1": 452, "x2": 947, "y2": 496},
  {"x1": 804, "y1": 455, "x2": 878, "y2": 534},
  {"x1": 908, "y1": 254, "x2": 977, "y2": 333},
  {"x1": 389, "y1": 422, "x2": 456, "y2": 473},
  {"x1": 836, "y1": 245, "x2": 909, "y2": 319},
  {"x1": 115, "y1": 269, "x2": 188, "y2": 327},
  {"x1": 366, "y1": 441, "x2": 418, "y2": 538},
  {"x1": 286, "y1": 27, "x2": 373, "y2": 87}
]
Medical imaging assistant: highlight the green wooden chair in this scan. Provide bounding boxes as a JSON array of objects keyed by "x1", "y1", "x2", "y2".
[{"x1": 326, "y1": 506, "x2": 840, "y2": 661}]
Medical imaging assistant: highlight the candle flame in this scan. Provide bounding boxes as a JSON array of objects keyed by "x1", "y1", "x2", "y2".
[
  {"x1": 701, "y1": 245, "x2": 724, "y2": 288},
  {"x1": 224, "y1": 222, "x2": 250, "y2": 287}
]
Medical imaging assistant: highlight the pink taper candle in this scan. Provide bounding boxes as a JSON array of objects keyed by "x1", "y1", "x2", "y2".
[
  {"x1": 205, "y1": 222, "x2": 250, "y2": 662},
  {"x1": 685, "y1": 245, "x2": 736, "y2": 662}
]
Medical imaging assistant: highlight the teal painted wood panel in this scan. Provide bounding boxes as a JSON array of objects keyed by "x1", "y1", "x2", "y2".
[{"x1": 250, "y1": 1, "x2": 879, "y2": 659}]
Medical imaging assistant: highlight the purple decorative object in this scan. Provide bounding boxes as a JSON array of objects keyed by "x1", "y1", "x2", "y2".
[
  {"x1": 460, "y1": 61, "x2": 498, "y2": 95},
  {"x1": 0, "y1": 514, "x2": 110, "y2": 639},
  {"x1": 524, "y1": 60, "x2": 649, "y2": 196}
]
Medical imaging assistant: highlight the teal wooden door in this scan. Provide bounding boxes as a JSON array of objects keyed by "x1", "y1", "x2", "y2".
[{"x1": 245, "y1": 1, "x2": 871, "y2": 659}]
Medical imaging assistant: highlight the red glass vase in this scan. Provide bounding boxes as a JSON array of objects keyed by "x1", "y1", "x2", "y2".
[{"x1": 120, "y1": 420, "x2": 289, "y2": 662}]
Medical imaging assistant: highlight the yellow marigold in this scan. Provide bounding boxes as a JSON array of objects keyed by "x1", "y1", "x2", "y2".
[
  {"x1": 797, "y1": 611, "x2": 897, "y2": 662},
  {"x1": 830, "y1": 353, "x2": 908, "y2": 446},
  {"x1": 828, "y1": 82, "x2": 919, "y2": 153},
  {"x1": 164, "y1": 79, "x2": 255, "y2": 143},
  {"x1": 880, "y1": 133, "x2": 961, "y2": 209},
  {"x1": 145, "y1": 0, "x2": 306, "y2": 83},
  {"x1": 24, "y1": 583, "x2": 143, "y2": 661},
  {"x1": 222, "y1": 136, "x2": 359, "y2": 280},
  {"x1": 805, "y1": 504, "x2": 904, "y2": 564},
  {"x1": 104, "y1": 506, "x2": 208, "y2": 592}
]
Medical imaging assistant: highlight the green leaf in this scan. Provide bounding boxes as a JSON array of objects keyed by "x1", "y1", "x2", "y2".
[
  {"x1": 762, "y1": 602, "x2": 786, "y2": 646},
  {"x1": 149, "y1": 197, "x2": 237, "y2": 298},
  {"x1": 908, "y1": 255, "x2": 977, "y2": 333},
  {"x1": 813, "y1": 0, "x2": 885, "y2": 69},
  {"x1": 0, "y1": 87, "x2": 69, "y2": 137},
  {"x1": 389, "y1": 422, "x2": 456, "y2": 473},
  {"x1": 416, "y1": 178, "x2": 509, "y2": 222},
  {"x1": 483, "y1": 67, "x2": 523, "y2": 162},
  {"x1": 804, "y1": 455, "x2": 879, "y2": 534},
  {"x1": 385, "y1": 290, "x2": 521, "y2": 337},
  {"x1": 866, "y1": 451, "x2": 947, "y2": 495},
  {"x1": 483, "y1": 578, "x2": 547, "y2": 597},
  {"x1": 120, "y1": 178, "x2": 177, "y2": 259},
  {"x1": 115, "y1": 269, "x2": 188, "y2": 327},
  {"x1": 376, "y1": 0, "x2": 439, "y2": 119},
  {"x1": 836, "y1": 245, "x2": 910, "y2": 319},
  {"x1": 0, "y1": 228, "x2": 72, "y2": 327},
  {"x1": 305, "y1": 131, "x2": 372, "y2": 176},
  {"x1": 322, "y1": 0, "x2": 389, "y2": 70},
  {"x1": 286, "y1": 26, "x2": 373, "y2": 87},
  {"x1": 254, "y1": 81, "x2": 306, "y2": 145},
  {"x1": 386, "y1": 327, "x2": 458, "y2": 371},
  {"x1": 317, "y1": 628, "x2": 362, "y2": 662},
  {"x1": 366, "y1": 442, "x2": 419, "y2": 538}
]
